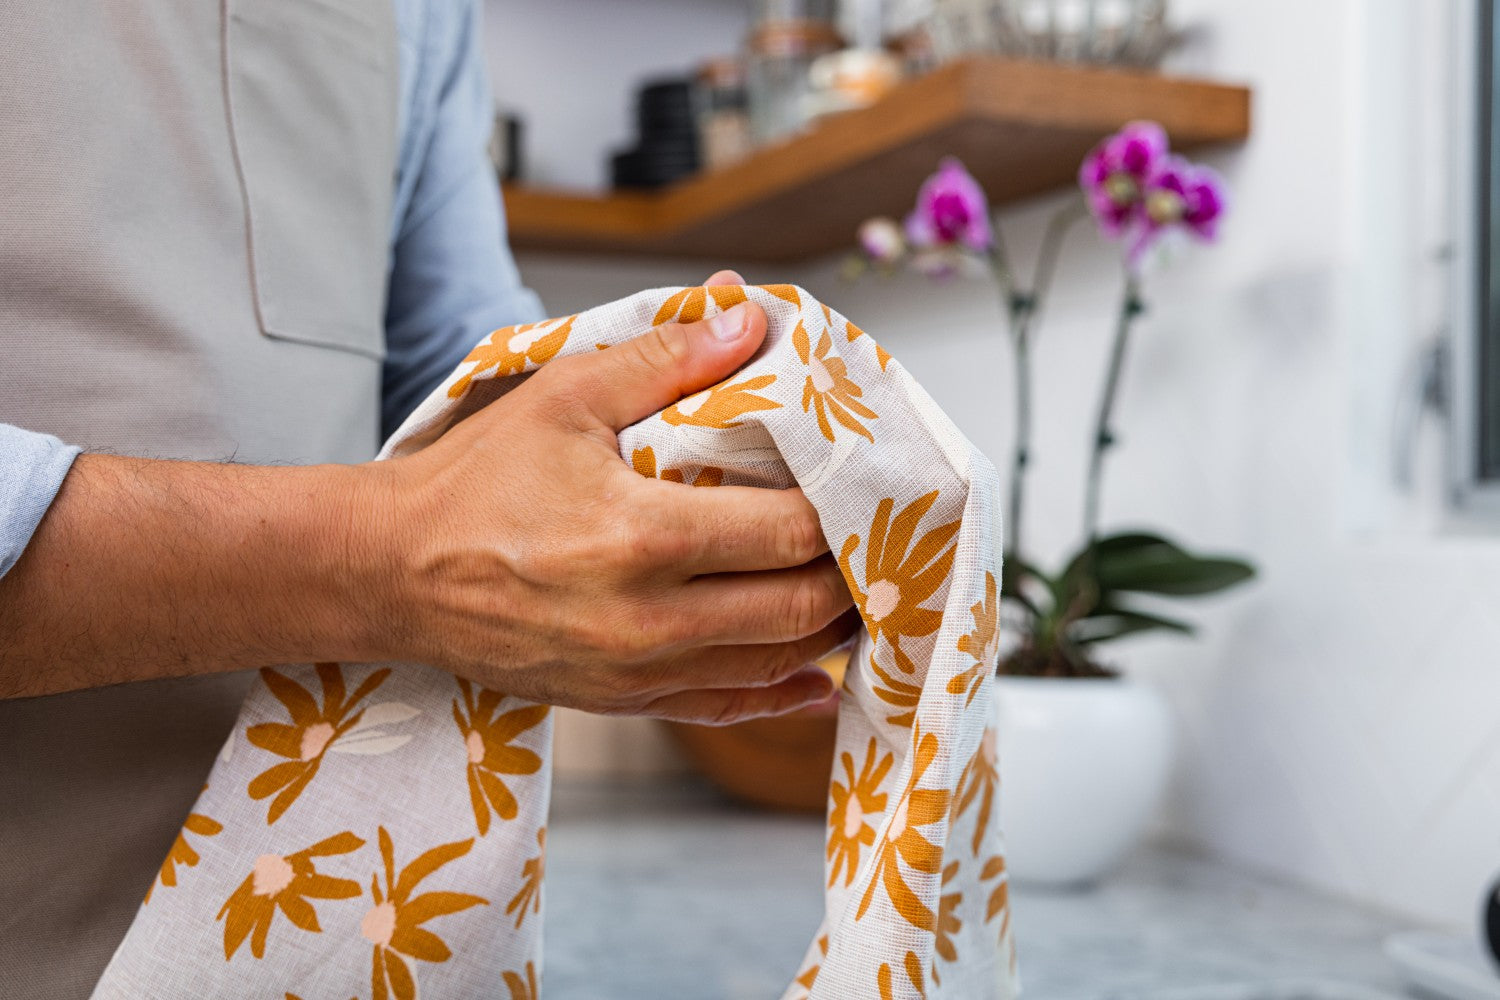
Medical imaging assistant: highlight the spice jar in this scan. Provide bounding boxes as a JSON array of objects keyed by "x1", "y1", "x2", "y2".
[
  {"x1": 695, "y1": 57, "x2": 753, "y2": 171},
  {"x1": 746, "y1": 19, "x2": 844, "y2": 146}
]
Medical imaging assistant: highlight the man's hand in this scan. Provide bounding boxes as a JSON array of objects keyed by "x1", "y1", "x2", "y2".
[
  {"x1": 0, "y1": 274, "x2": 858, "y2": 724},
  {"x1": 369, "y1": 287, "x2": 855, "y2": 723}
]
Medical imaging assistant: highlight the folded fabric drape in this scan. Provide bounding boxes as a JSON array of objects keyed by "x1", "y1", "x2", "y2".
[{"x1": 92, "y1": 284, "x2": 1017, "y2": 1000}]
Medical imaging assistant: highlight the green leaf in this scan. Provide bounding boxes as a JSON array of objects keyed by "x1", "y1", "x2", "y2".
[
  {"x1": 1069, "y1": 607, "x2": 1197, "y2": 645},
  {"x1": 1096, "y1": 550, "x2": 1256, "y2": 596}
]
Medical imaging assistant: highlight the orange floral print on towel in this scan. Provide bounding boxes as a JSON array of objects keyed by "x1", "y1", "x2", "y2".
[
  {"x1": 793, "y1": 934, "x2": 829, "y2": 995},
  {"x1": 452, "y1": 680, "x2": 548, "y2": 836},
  {"x1": 145, "y1": 804, "x2": 221, "y2": 904},
  {"x1": 948, "y1": 571, "x2": 998, "y2": 707},
  {"x1": 828, "y1": 737, "x2": 892, "y2": 888},
  {"x1": 845, "y1": 319, "x2": 894, "y2": 370},
  {"x1": 247, "y1": 664, "x2": 391, "y2": 824},
  {"x1": 653, "y1": 284, "x2": 747, "y2": 325},
  {"x1": 840, "y1": 492, "x2": 961, "y2": 674},
  {"x1": 502, "y1": 961, "x2": 540, "y2": 1000},
  {"x1": 953, "y1": 728, "x2": 1000, "y2": 856},
  {"x1": 857, "y1": 726, "x2": 950, "y2": 930},
  {"x1": 217, "y1": 831, "x2": 364, "y2": 961},
  {"x1": 877, "y1": 951, "x2": 927, "y2": 1000},
  {"x1": 447, "y1": 315, "x2": 576, "y2": 398},
  {"x1": 505, "y1": 827, "x2": 546, "y2": 929},
  {"x1": 660, "y1": 373, "x2": 782, "y2": 429},
  {"x1": 757, "y1": 283, "x2": 803, "y2": 308},
  {"x1": 365, "y1": 827, "x2": 489, "y2": 1000},
  {"x1": 870, "y1": 653, "x2": 923, "y2": 729},
  {"x1": 934, "y1": 859, "x2": 963, "y2": 966},
  {"x1": 795, "y1": 320, "x2": 878, "y2": 444},
  {"x1": 980, "y1": 854, "x2": 1014, "y2": 959},
  {"x1": 631, "y1": 445, "x2": 724, "y2": 487}
]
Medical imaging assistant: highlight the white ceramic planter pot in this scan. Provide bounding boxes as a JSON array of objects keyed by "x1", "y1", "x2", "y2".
[{"x1": 995, "y1": 675, "x2": 1174, "y2": 886}]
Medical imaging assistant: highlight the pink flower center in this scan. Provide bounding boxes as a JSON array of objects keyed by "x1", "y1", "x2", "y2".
[
  {"x1": 865, "y1": 579, "x2": 900, "y2": 621},
  {"x1": 1104, "y1": 173, "x2": 1140, "y2": 206},
  {"x1": 808, "y1": 356, "x2": 834, "y2": 394},
  {"x1": 842, "y1": 796, "x2": 865, "y2": 839},
  {"x1": 466, "y1": 729, "x2": 486, "y2": 766},
  {"x1": 1145, "y1": 188, "x2": 1185, "y2": 225},
  {"x1": 299, "y1": 721, "x2": 335, "y2": 761},
  {"x1": 886, "y1": 796, "x2": 910, "y2": 842},
  {"x1": 361, "y1": 902, "x2": 397, "y2": 947},
  {"x1": 251, "y1": 854, "x2": 294, "y2": 897}
]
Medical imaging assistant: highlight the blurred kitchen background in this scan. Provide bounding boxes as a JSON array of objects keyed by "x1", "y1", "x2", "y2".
[{"x1": 478, "y1": 1, "x2": 1500, "y2": 996}]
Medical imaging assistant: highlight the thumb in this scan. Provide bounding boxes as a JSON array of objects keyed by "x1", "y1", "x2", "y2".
[{"x1": 577, "y1": 299, "x2": 767, "y2": 431}]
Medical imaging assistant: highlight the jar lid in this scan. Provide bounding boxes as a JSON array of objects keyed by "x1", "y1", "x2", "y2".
[{"x1": 748, "y1": 19, "x2": 844, "y2": 59}]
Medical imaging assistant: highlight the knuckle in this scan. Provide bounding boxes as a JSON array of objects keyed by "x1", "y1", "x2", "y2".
[
  {"x1": 637, "y1": 323, "x2": 691, "y2": 378},
  {"x1": 706, "y1": 691, "x2": 752, "y2": 727},
  {"x1": 785, "y1": 578, "x2": 828, "y2": 639},
  {"x1": 779, "y1": 506, "x2": 823, "y2": 565}
]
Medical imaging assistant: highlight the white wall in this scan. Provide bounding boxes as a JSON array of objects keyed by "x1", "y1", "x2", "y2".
[{"x1": 485, "y1": 0, "x2": 1500, "y2": 927}]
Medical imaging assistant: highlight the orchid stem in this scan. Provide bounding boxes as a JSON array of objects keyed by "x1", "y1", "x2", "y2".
[
  {"x1": 992, "y1": 200, "x2": 1086, "y2": 571},
  {"x1": 1082, "y1": 273, "x2": 1145, "y2": 545}
]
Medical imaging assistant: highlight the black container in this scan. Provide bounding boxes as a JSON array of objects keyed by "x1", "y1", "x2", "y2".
[
  {"x1": 1486, "y1": 873, "x2": 1500, "y2": 967},
  {"x1": 611, "y1": 76, "x2": 701, "y2": 190}
]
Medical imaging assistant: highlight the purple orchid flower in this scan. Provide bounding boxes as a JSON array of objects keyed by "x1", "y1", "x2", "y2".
[
  {"x1": 905, "y1": 157, "x2": 993, "y2": 252},
  {"x1": 1127, "y1": 156, "x2": 1228, "y2": 264},
  {"x1": 1079, "y1": 120, "x2": 1169, "y2": 238},
  {"x1": 1080, "y1": 121, "x2": 1228, "y2": 268}
]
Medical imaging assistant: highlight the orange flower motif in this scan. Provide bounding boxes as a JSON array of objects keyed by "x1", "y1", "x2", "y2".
[
  {"x1": 981, "y1": 853, "x2": 1013, "y2": 949},
  {"x1": 365, "y1": 827, "x2": 488, "y2": 1000},
  {"x1": 794, "y1": 320, "x2": 878, "y2": 444},
  {"x1": 505, "y1": 827, "x2": 546, "y2": 929},
  {"x1": 870, "y1": 653, "x2": 922, "y2": 729},
  {"x1": 452, "y1": 679, "x2": 548, "y2": 836},
  {"x1": 839, "y1": 492, "x2": 961, "y2": 674},
  {"x1": 653, "y1": 284, "x2": 747, "y2": 325},
  {"x1": 876, "y1": 951, "x2": 927, "y2": 1000},
  {"x1": 827, "y1": 738, "x2": 892, "y2": 888},
  {"x1": 216, "y1": 831, "x2": 364, "y2": 960},
  {"x1": 934, "y1": 859, "x2": 963, "y2": 965},
  {"x1": 631, "y1": 445, "x2": 724, "y2": 487},
  {"x1": 145, "y1": 804, "x2": 221, "y2": 903},
  {"x1": 953, "y1": 727, "x2": 1000, "y2": 856},
  {"x1": 660, "y1": 373, "x2": 781, "y2": 429},
  {"x1": 757, "y1": 283, "x2": 803, "y2": 308},
  {"x1": 503, "y1": 961, "x2": 540, "y2": 1000},
  {"x1": 793, "y1": 934, "x2": 829, "y2": 995},
  {"x1": 247, "y1": 664, "x2": 390, "y2": 824},
  {"x1": 856, "y1": 727, "x2": 950, "y2": 931},
  {"x1": 948, "y1": 571, "x2": 999, "y2": 707},
  {"x1": 447, "y1": 315, "x2": 575, "y2": 398}
]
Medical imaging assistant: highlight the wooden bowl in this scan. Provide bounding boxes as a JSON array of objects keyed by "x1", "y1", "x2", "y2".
[{"x1": 662, "y1": 651, "x2": 847, "y2": 814}]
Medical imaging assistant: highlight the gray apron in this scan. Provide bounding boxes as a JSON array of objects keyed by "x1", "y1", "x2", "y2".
[{"x1": 0, "y1": 1, "x2": 398, "y2": 995}]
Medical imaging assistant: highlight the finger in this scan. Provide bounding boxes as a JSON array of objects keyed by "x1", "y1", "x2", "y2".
[
  {"x1": 677, "y1": 553, "x2": 854, "y2": 645},
  {"x1": 551, "y1": 301, "x2": 767, "y2": 431},
  {"x1": 655, "y1": 608, "x2": 859, "y2": 691},
  {"x1": 641, "y1": 484, "x2": 828, "y2": 574},
  {"x1": 641, "y1": 665, "x2": 835, "y2": 725},
  {"x1": 704, "y1": 269, "x2": 745, "y2": 287}
]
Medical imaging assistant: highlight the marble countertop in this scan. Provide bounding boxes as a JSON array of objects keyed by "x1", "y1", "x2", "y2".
[{"x1": 543, "y1": 778, "x2": 1419, "y2": 1000}]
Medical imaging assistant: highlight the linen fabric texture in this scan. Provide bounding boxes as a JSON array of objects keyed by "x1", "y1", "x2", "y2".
[{"x1": 92, "y1": 284, "x2": 1018, "y2": 1000}]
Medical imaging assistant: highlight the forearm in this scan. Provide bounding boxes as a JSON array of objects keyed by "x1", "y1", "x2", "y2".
[{"x1": 0, "y1": 453, "x2": 394, "y2": 698}]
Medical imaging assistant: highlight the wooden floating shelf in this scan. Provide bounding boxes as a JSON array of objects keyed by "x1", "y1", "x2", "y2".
[{"x1": 503, "y1": 56, "x2": 1251, "y2": 263}]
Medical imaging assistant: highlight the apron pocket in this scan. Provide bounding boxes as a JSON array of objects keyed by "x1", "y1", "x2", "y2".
[{"x1": 225, "y1": 0, "x2": 397, "y2": 359}]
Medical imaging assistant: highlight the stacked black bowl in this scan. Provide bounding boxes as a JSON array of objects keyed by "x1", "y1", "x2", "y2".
[{"x1": 612, "y1": 79, "x2": 700, "y2": 190}]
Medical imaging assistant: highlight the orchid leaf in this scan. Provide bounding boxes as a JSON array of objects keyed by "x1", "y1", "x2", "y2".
[{"x1": 1068, "y1": 607, "x2": 1196, "y2": 645}]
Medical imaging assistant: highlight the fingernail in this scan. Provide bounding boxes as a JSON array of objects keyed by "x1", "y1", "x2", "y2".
[{"x1": 708, "y1": 303, "x2": 749, "y2": 342}]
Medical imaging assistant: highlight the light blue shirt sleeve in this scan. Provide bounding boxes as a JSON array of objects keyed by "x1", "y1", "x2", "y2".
[
  {"x1": 0, "y1": 424, "x2": 79, "y2": 579},
  {"x1": 382, "y1": 0, "x2": 546, "y2": 439}
]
